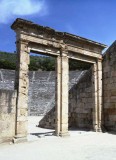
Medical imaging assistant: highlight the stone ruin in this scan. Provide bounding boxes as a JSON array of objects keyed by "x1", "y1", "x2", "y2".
[
  {"x1": 0, "y1": 70, "x2": 84, "y2": 116},
  {"x1": 0, "y1": 18, "x2": 116, "y2": 143}
]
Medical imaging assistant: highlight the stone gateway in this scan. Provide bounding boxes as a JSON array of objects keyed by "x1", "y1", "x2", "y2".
[
  {"x1": 11, "y1": 18, "x2": 106, "y2": 142},
  {"x1": 1, "y1": 18, "x2": 116, "y2": 143}
]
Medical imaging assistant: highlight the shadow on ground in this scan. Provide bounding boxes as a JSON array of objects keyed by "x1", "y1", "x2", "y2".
[{"x1": 30, "y1": 131, "x2": 54, "y2": 137}]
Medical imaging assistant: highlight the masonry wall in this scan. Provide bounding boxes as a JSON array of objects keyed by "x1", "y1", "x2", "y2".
[
  {"x1": 69, "y1": 69, "x2": 93, "y2": 129},
  {"x1": 40, "y1": 40, "x2": 116, "y2": 132},
  {"x1": 1, "y1": 42, "x2": 116, "y2": 134},
  {"x1": 0, "y1": 69, "x2": 83, "y2": 116},
  {"x1": 103, "y1": 41, "x2": 116, "y2": 132},
  {"x1": 39, "y1": 70, "x2": 93, "y2": 130},
  {"x1": 0, "y1": 90, "x2": 16, "y2": 143}
]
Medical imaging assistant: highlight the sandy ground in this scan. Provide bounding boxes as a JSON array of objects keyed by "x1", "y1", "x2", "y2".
[{"x1": 0, "y1": 116, "x2": 116, "y2": 160}]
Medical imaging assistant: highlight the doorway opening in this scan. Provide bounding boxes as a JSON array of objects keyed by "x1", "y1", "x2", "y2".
[
  {"x1": 68, "y1": 58, "x2": 93, "y2": 134},
  {"x1": 11, "y1": 18, "x2": 106, "y2": 141},
  {"x1": 28, "y1": 52, "x2": 56, "y2": 140}
]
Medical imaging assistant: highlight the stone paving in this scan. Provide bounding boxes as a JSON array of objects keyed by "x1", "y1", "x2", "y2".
[{"x1": 0, "y1": 116, "x2": 116, "y2": 160}]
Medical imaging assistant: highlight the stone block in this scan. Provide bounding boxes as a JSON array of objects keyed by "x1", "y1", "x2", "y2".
[
  {"x1": 16, "y1": 120, "x2": 28, "y2": 135},
  {"x1": 111, "y1": 90, "x2": 116, "y2": 96}
]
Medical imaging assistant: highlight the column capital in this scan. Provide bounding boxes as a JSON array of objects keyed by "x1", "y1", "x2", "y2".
[
  {"x1": 60, "y1": 44, "x2": 68, "y2": 57},
  {"x1": 97, "y1": 58, "x2": 103, "y2": 62},
  {"x1": 16, "y1": 39, "x2": 29, "y2": 46},
  {"x1": 16, "y1": 39, "x2": 30, "y2": 53}
]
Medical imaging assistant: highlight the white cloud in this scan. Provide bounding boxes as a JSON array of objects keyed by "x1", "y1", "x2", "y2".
[{"x1": 0, "y1": 0, "x2": 47, "y2": 23}]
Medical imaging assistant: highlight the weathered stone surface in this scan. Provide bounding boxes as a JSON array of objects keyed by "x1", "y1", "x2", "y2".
[
  {"x1": 103, "y1": 41, "x2": 116, "y2": 132},
  {"x1": 1, "y1": 18, "x2": 115, "y2": 143},
  {"x1": 39, "y1": 69, "x2": 93, "y2": 130},
  {"x1": 0, "y1": 90, "x2": 16, "y2": 143},
  {"x1": 2, "y1": 18, "x2": 105, "y2": 140},
  {"x1": 0, "y1": 69, "x2": 83, "y2": 115}
]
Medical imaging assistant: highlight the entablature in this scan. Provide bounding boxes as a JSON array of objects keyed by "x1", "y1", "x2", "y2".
[{"x1": 11, "y1": 18, "x2": 107, "y2": 63}]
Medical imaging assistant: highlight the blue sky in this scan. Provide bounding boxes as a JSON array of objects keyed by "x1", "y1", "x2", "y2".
[{"x1": 0, "y1": 0, "x2": 116, "y2": 52}]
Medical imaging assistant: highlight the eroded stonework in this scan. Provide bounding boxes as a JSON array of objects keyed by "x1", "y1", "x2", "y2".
[
  {"x1": 39, "y1": 69, "x2": 93, "y2": 130},
  {"x1": 0, "y1": 90, "x2": 16, "y2": 143},
  {"x1": 103, "y1": 41, "x2": 116, "y2": 132},
  {"x1": 11, "y1": 18, "x2": 106, "y2": 140},
  {"x1": 0, "y1": 18, "x2": 109, "y2": 143},
  {"x1": 0, "y1": 69, "x2": 83, "y2": 116}
]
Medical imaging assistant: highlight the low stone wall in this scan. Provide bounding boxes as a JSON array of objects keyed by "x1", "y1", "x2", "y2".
[
  {"x1": 103, "y1": 41, "x2": 116, "y2": 132},
  {"x1": 0, "y1": 90, "x2": 16, "y2": 143}
]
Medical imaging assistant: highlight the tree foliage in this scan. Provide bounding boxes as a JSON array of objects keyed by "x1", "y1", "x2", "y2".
[{"x1": 0, "y1": 51, "x2": 91, "y2": 71}]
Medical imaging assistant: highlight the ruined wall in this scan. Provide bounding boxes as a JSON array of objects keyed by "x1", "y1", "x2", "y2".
[
  {"x1": 29, "y1": 71, "x2": 84, "y2": 115},
  {"x1": 28, "y1": 71, "x2": 56, "y2": 115},
  {"x1": 39, "y1": 70, "x2": 93, "y2": 130},
  {"x1": 39, "y1": 42, "x2": 116, "y2": 132},
  {"x1": 0, "y1": 90, "x2": 16, "y2": 143},
  {"x1": 0, "y1": 69, "x2": 83, "y2": 115},
  {"x1": 103, "y1": 41, "x2": 116, "y2": 132},
  {"x1": 1, "y1": 44, "x2": 116, "y2": 133},
  {"x1": 69, "y1": 69, "x2": 93, "y2": 129},
  {"x1": 40, "y1": 41, "x2": 116, "y2": 132}
]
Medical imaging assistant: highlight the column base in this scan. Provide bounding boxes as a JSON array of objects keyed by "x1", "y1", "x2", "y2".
[
  {"x1": 59, "y1": 131, "x2": 70, "y2": 137},
  {"x1": 12, "y1": 135, "x2": 27, "y2": 143},
  {"x1": 54, "y1": 131, "x2": 60, "y2": 137},
  {"x1": 97, "y1": 128, "x2": 102, "y2": 132},
  {"x1": 93, "y1": 127, "x2": 102, "y2": 132}
]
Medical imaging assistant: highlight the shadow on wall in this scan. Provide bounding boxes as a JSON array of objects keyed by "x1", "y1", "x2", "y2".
[
  {"x1": 103, "y1": 40, "x2": 116, "y2": 133},
  {"x1": 39, "y1": 40, "x2": 116, "y2": 134},
  {"x1": 39, "y1": 68, "x2": 93, "y2": 131}
]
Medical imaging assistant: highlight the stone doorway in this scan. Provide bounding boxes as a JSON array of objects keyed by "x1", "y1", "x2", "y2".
[
  {"x1": 28, "y1": 53, "x2": 56, "y2": 140},
  {"x1": 68, "y1": 59, "x2": 93, "y2": 130},
  {"x1": 11, "y1": 18, "x2": 106, "y2": 142}
]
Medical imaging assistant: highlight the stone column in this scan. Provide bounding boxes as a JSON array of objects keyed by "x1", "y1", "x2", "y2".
[
  {"x1": 97, "y1": 59, "x2": 102, "y2": 132},
  {"x1": 55, "y1": 56, "x2": 61, "y2": 136},
  {"x1": 59, "y1": 50, "x2": 69, "y2": 137},
  {"x1": 13, "y1": 40, "x2": 30, "y2": 143},
  {"x1": 92, "y1": 63, "x2": 99, "y2": 131},
  {"x1": 92, "y1": 59, "x2": 103, "y2": 132}
]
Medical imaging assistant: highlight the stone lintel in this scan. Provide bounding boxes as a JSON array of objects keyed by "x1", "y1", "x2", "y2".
[
  {"x1": 11, "y1": 18, "x2": 107, "y2": 56},
  {"x1": 17, "y1": 33, "x2": 104, "y2": 60}
]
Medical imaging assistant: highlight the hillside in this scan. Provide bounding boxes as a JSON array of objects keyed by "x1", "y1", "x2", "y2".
[{"x1": 0, "y1": 51, "x2": 91, "y2": 71}]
